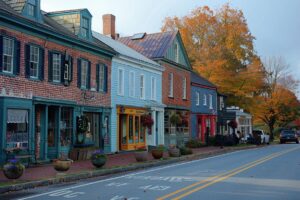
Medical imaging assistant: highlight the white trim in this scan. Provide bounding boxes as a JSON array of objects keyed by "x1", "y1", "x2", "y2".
[
  {"x1": 203, "y1": 94, "x2": 207, "y2": 106},
  {"x1": 140, "y1": 74, "x2": 145, "y2": 99},
  {"x1": 209, "y1": 94, "x2": 213, "y2": 109},
  {"x1": 196, "y1": 92, "x2": 200, "y2": 106},
  {"x1": 29, "y1": 45, "x2": 39, "y2": 79},
  {"x1": 117, "y1": 68, "x2": 125, "y2": 96},
  {"x1": 129, "y1": 70, "x2": 135, "y2": 97}
]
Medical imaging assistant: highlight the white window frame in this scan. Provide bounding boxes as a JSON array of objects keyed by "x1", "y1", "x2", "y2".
[
  {"x1": 2, "y1": 37, "x2": 14, "y2": 74},
  {"x1": 81, "y1": 60, "x2": 88, "y2": 89},
  {"x1": 29, "y1": 45, "x2": 39, "y2": 78},
  {"x1": 203, "y1": 94, "x2": 207, "y2": 106},
  {"x1": 183, "y1": 77, "x2": 187, "y2": 99},
  {"x1": 52, "y1": 53, "x2": 61, "y2": 83},
  {"x1": 129, "y1": 71, "x2": 135, "y2": 97},
  {"x1": 196, "y1": 92, "x2": 200, "y2": 106},
  {"x1": 99, "y1": 64, "x2": 105, "y2": 92},
  {"x1": 168, "y1": 73, "x2": 173, "y2": 98},
  {"x1": 209, "y1": 94, "x2": 213, "y2": 109},
  {"x1": 28, "y1": 3, "x2": 36, "y2": 17},
  {"x1": 151, "y1": 76, "x2": 156, "y2": 101},
  {"x1": 118, "y1": 68, "x2": 124, "y2": 96},
  {"x1": 140, "y1": 74, "x2": 145, "y2": 99},
  {"x1": 174, "y1": 42, "x2": 179, "y2": 63}
]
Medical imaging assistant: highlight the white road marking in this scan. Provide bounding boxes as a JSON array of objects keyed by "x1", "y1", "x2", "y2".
[
  {"x1": 48, "y1": 190, "x2": 85, "y2": 198},
  {"x1": 106, "y1": 182, "x2": 129, "y2": 187},
  {"x1": 17, "y1": 148, "x2": 268, "y2": 200},
  {"x1": 126, "y1": 175, "x2": 196, "y2": 182},
  {"x1": 139, "y1": 185, "x2": 171, "y2": 191}
]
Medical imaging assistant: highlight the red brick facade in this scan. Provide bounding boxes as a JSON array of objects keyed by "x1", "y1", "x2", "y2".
[
  {"x1": 162, "y1": 62, "x2": 190, "y2": 109},
  {"x1": 0, "y1": 26, "x2": 111, "y2": 107}
]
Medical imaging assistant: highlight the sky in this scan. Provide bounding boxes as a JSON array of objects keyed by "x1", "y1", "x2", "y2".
[{"x1": 41, "y1": 0, "x2": 300, "y2": 95}]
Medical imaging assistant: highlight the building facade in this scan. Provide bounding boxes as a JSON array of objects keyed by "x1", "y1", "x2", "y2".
[
  {"x1": 217, "y1": 93, "x2": 227, "y2": 135},
  {"x1": 0, "y1": 0, "x2": 116, "y2": 164},
  {"x1": 190, "y1": 72, "x2": 217, "y2": 143},
  {"x1": 119, "y1": 31, "x2": 192, "y2": 147},
  {"x1": 93, "y1": 17, "x2": 165, "y2": 152}
]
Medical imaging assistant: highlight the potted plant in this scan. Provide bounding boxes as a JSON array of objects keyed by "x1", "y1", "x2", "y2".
[
  {"x1": 170, "y1": 114, "x2": 182, "y2": 126},
  {"x1": 91, "y1": 150, "x2": 107, "y2": 168},
  {"x1": 53, "y1": 153, "x2": 73, "y2": 172},
  {"x1": 168, "y1": 144, "x2": 181, "y2": 157},
  {"x1": 134, "y1": 146, "x2": 148, "y2": 162},
  {"x1": 3, "y1": 158, "x2": 25, "y2": 179},
  {"x1": 151, "y1": 145, "x2": 165, "y2": 159}
]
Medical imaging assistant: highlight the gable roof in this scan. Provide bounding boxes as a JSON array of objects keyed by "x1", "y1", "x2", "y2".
[
  {"x1": 191, "y1": 71, "x2": 216, "y2": 89},
  {"x1": 118, "y1": 31, "x2": 177, "y2": 59},
  {"x1": 93, "y1": 31, "x2": 162, "y2": 69}
]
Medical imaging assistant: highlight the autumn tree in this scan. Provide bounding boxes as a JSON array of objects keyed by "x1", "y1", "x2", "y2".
[{"x1": 162, "y1": 4, "x2": 266, "y2": 111}]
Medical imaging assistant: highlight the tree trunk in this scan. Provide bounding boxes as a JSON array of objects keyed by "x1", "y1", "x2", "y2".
[{"x1": 268, "y1": 124, "x2": 274, "y2": 141}]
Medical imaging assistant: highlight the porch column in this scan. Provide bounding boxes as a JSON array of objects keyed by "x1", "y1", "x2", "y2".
[{"x1": 44, "y1": 105, "x2": 48, "y2": 160}]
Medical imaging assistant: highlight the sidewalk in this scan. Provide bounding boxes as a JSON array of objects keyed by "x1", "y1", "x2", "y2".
[{"x1": 0, "y1": 145, "x2": 260, "y2": 194}]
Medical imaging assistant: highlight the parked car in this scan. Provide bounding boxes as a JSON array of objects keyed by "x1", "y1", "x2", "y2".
[
  {"x1": 252, "y1": 130, "x2": 270, "y2": 144},
  {"x1": 280, "y1": 130, "x2": 299, "y2": 144}
]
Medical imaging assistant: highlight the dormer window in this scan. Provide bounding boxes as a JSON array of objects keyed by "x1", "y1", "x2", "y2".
[
  {"x1": 82, "y1": 17, "x2": 89, "y2": 38},
  {"x1": 174, "y1": 42, "x2": 179, "y2": 63},
  {"x1": 28, "y1": 3, "x2": 36, "y2": 17}
]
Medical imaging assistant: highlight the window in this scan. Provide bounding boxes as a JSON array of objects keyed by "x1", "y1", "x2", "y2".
[
  {"x1": 28, "y1": 3, "x2": 36, "y2": 17},
  {"x1": 118, "y1": 68, "x2": 124, "y2": 95},
  {"x1": 29, "y1": 46, "x2": 39, "y2": 78},
  {"x1": 203, "y1": 94, "x2": 207, "y2": 106},
  {"x1": 209, "y1": 94, "x2": 213, "y2": 109},
  {"x1": 129, "y1": 71, "x2": 135, "y2": 97},
  {"x1": 60, "y1": 108, "x2": 73, "y2": 147},
  {"x1": 98, "y1": 64, "x2": 105, "y2": 92},
  {"x1": 168, "y1": 73, "x2": 173, "y2": 97},
  {"x1": 82, "y1": 17, "x2": 89, "y2": 38},
  {"x1": 81, "y1": 60, "x2": 88, "y2": 88},
  {"x1": 140, "y1": 74, "x2": 145, "y2": 99},
  {"x1": 151, "y1": 76, "x2": 156, "y2": 100},
  {"x1": 52, "y1": 53, "x2": 61, "y2": 82},
  {"x1": 2, "y1": 37, "x2": 14, "y2": 74},
  {"x1": 174, "y1": 43, "x2": 179, "y2": 63},
  {"x1": 183, "y1": 77, "x2": 187, "y2": 99},
  {"x1": 196, "y1": 92, "x2": 200, "y2": 106}
]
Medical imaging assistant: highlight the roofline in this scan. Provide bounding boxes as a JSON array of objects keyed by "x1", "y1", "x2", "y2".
[
  {"x1": 0, "y1": 9, "x2": 116, "y2": 57},
  {"x1": 117, "y1": 55, "x2": 165, "y2": 72},
  {"x1": 47, "y1": 8, "x2": 92, "y2": 17},
  {"x1": 191, "y1": 82, "x2": 217, "y2": 90},
  {"x1": 153, "y1": 57, "x2": 192, "y2": 72}
]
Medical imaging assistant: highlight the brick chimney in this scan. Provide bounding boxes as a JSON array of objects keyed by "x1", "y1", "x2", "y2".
[{"x1": 103, "y1": 14, "x2": 116, "y2": 39}]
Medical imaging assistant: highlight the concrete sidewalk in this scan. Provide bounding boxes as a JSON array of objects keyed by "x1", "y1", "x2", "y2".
[{"x1": 0, "y1": 145, "x2": 261, "y2": 194}]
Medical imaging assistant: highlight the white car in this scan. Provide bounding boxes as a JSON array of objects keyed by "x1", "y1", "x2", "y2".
[{"x1": 253, "y1": 130, "x2": 270, "y2": 144}]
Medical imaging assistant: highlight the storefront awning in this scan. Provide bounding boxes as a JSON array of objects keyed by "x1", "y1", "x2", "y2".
[{"x1": 7, "y1": 109, "x2": 28, "y2": 123}]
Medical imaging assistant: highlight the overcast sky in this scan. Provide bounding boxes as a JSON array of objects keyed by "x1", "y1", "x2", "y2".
[{"x1": 42, "y1": 0, "x2": 300, "y2": 95}]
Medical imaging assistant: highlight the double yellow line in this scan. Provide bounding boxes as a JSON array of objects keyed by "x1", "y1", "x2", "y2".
[{"x1": 157, "y1": 147, "x2": 299, "y2": 200}]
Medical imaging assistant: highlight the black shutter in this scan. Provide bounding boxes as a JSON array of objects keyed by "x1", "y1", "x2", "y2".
[
  {"x1": 104, "y1": 64, "x2": 108, "y2": 92},
  {"x1": 61, "y1": 54, "x2": 65, "y2": 83},
  {"x1": 96, "y1": 64, "x2": 99, "y2": 91},
  {"x1": 0, "y1": 35, "x2": 3, "y2": 72},
  {"x1": 39, "y1": 47, "x2": 45, "y2": 80},
  {"x1": 77, "y1": 59, "x2": 81, "y2": 88},
  {"x1": 68, "y1": 56, "x2": 73, "y2": 82},
  {"x1": 48, "y1": 51, "x2": 53, "y2": 82},
  {"x1": 13, "y1": 40, "x2": 20, "y2": 75},
  {"x1": 87, "y1": 61, "x2": 91, "y2": 89},
  {"x1": 24, "y1": 44, "x2": 30, "y2": 78}
]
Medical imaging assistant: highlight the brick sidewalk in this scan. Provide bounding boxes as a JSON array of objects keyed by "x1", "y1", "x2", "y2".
[{"x1": 0, "y1": 146, "x2": 219, "y2": 183}]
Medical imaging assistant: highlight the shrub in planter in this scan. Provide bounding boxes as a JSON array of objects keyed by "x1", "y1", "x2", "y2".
[
  {"x1": 53, "y1": 153, "x2": 73, "y2": 172},
  {"x1": 134, "y1": 146, "x2": 148, "y2": 162},
  {"x1": 168, "y1": 144, "x2": 181, "y2": 157},
  {"x1": 91, "y1": 150, "x2": 107, "y2": 168},
  {"x1": 208, "y1": 136, "x2": 216, "y2": 146},
  {"x1": 151, "y1": 145, "x2": 165, "y2": 159},
  {"x1": 180, "y1": 147, "x2": 193, "y2": 155},
  {"x1": 185, "y1": 139, "x2": 204, "y2": 148},
  {"x1": 3, "y1": 159, "x2": 25, "y2": 179}
]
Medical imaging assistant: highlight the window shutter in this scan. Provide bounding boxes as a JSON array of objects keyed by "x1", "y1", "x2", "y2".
[
  {"x1": 77, "y1": 59, "x2": 81, "y2": 88},
  {"x1": 68, "y1": 56, "x2": 73, "y2": 82},
  {"x1": 96, "y1": 64, "x2": 99, "y2": 91},
  {"x1": 60, "y1": 54, "x2": 65, "y2": 83},
  {"x1": 104, "y1": 64, "x2": 108, "y2": 92},
  {"x1": 38, "y1": 47, "x2": 44, "y2": 80},
  {"x1": 13, "y1": 40, "x2": 20, "y2": 75},
  {"x1": 24, "y1": 44, "x2": 30, "y2": 78},
  {"x1": 0, "y1": 36, "x2": 3, "y2": 72},
  {"x1": 48, "y1": 51, "x2": 53, "y2": 82},
  {"x1": 87, "y1": 61, "x2": 91, "y2": 89}
]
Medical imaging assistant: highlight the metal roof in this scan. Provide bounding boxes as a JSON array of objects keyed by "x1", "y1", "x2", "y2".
[{"x1": 191, "y1": 71, "x2": 216, "y2": 88}]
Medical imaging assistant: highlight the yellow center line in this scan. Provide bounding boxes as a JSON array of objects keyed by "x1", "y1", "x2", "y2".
[
  {"x1": 171, "y1": 147, "x2": 300, "y2": 200},
  {"x1": 157, "y1": 147, "x2": 299, "y2": 200}
]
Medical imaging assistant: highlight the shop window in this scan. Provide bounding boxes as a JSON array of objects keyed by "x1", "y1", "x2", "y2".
[
  {"x1": 129, "y1": 115, "x2": 134, "y2": 144},
  {"x1": 135, "y1": 116, "x2": 139, "y2": 143},
  {"x1": 121, "y1": 115, "x2": 127, "y2": 144},
  {"x1": 60, "y1": 108, "x2": 73, "y2": 147},
  {"x1": 48, "y1": 108, "x2": 57, "y2": 147},
  {"x1": 83, "y1": 113, "x2": 100, "y2": 146},
  {"x1": 6, "y1": 109, "x2": 29, "y2": 149}
]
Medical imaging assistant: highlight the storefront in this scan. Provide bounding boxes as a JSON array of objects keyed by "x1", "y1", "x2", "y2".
[
  {"x1": 197, "y1": 114, "x2": 217, "y2": 143},
  {"x1": 117, "y1": 106, "x2": 148, "y2": 151}
]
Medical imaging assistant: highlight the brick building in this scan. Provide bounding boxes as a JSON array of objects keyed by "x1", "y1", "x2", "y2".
[
  {"x1": 0, "y1": 0, "x2": 116, "y2": 164},
  {"x1": 119, "y1": 31, "x2": 192, "y2": 146}
]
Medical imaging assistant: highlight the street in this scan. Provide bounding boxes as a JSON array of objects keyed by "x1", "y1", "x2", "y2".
[{"x1": 3, "y1": 144, "x2": 300, "y2": 200}]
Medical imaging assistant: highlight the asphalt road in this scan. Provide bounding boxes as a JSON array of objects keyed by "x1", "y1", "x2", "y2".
[{"x1": 2, "y1": 144, "x2": 300, "y2": 200}]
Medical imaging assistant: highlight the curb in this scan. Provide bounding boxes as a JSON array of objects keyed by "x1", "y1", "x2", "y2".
[{"x1": 0, "y1": 145, "x2": 264, "y2": 194}]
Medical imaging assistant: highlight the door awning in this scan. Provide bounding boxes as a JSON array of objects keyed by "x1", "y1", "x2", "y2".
[{"x1": 7, "y1": 109, "x2": 28, "y2": 123}]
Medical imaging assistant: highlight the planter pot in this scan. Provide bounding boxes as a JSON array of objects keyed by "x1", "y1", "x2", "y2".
[
  {"x1": 134, "y1": 151, "x2": 148, "y2": 162},
  {"x1": 3, "y1": 163, "x2": 25, "y2": 179},
  {"x1": 91, "y1": 156, "x2": 107, "y2": 168},
  {"x1": 53, "y1": 160, "x2": 72, "y2": 172},
  {"x1": 151, "y1": 149, "x2": 163, "y2": 159},
  {"x1": 168, "y1": 148, "x2": 181, "y2": 157}
]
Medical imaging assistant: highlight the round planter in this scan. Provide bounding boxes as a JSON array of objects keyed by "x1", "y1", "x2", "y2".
[
  {"x1": 134, "y1": 151, "x2": 148, "y2": 162},
  {"x1": 3, "y1": 163, "x2": 24, "y2": 179},
  {"x1": 53, "y1": 160, "x2": 72, "y2": 172},
  {"x1": 168, "y1": 148, "x2": 181, "y2": 157},
  {"x1": 151, "y1": 149, "x2": 163, "y2": 159},
  {"x1": 91, "y1": 156, "x2": 107, "y2": 168}
]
